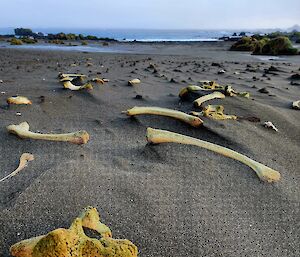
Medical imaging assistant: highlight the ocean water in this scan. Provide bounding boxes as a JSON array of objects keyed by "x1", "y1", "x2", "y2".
[{"x1": 0, "y1": 28, "x2": 234, "y2": 42}]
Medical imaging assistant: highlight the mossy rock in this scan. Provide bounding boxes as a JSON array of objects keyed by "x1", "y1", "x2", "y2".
[
  {"x1": 253, "y1": 36, "x2": 298, "y2": 55},
  {"x1": 10, "y1": 38, "x2": 23, "y2": 45},
  {"x1": 48, "y1": 39, "x2": 65, "y2": 45},
  {"x1": 21, "y1": 37, "x2": 37, "y2": 44},
  {"x1": 230, "y1": 37, "x2": 258, "y2": 51},
  {"x1": 81, "y1": 41, "x2": 88, "y2": 45}
]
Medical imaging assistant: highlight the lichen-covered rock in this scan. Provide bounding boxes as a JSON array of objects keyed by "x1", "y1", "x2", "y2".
[
  {"x1": 10, "y1": 38, "x2": 23, "y2": 45},
  {"x1": 229, "y1": 37, "x2": 258, "y2": 51},
  {"x1": 253, "y1": 36, "x2": 298, "y2": 55},
  {"x1": 10, "y1": 207, "x2": 138, "y2": 257}
]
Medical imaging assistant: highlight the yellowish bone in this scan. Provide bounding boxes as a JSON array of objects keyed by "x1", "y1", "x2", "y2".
[{"x1": 146, "y1": 128, "x2": 281, "y2": 183}]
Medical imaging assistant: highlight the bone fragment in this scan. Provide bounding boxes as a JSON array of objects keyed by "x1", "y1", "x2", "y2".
[
  {"x1": 7, "y1": 122, "x2": 89, "y2": 144},
  {"x1": 0, "y1": 153, "x2": 34, "y2": 182},
  {"x1": 263, "y1": 121, "x2": 278, "y2": 132},
  {"x1": 10, "y1": 207, "x2": 138, "y2": 257},
  {"x1": 91, "y1": 78, "x2": 105, "y2": 84},
  {"x1": 58, "y1": 73, "x2": 86, "y2": 79},
  {"x1": 7, "y1": 96, "x2": 32, "y2": 105},
  {"x1": 193, "y1": 92, "x2": 225, "y2": 108},
  {"x1": 202, "y1": 105, "x2": 237, "y2": 120},
  {"x1": 128, "y1": 78, "x2": 141, "y2": 86},
  {"x1": 292, "y1": 100, "x2": 300, "y2": 110},
  {"x1": 124, "y1": 106, "x2": 203, "y2": 127},
  {"x1": 146, "y1": 128, "x2": 281, "y2": 182},
  {"x1": 63, "y1": 81, "x2": 93, "y2": 91}
]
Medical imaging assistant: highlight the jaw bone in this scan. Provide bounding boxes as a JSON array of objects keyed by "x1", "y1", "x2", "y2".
[
  {"x1": 10, "y1": 206, "x2": 138, "y2": 257},
  {"x1": 7, "y1": 122, "x2": 89, "y2": 144},
  {"x1": 0, "y1": 153, "x2": 34, "y2": 182},
  {"x1": 63, "y1": 81, "x2": 93, "y2": 91},
  {"x1": 7, "y1": 96, "x2": 32, "y2": 105},
  {"x1": 146, "y1": 128, "x2": 281, "y2": 183},
  {"x1": 193, "y1": 92, "x2": 225, "y2": 108},
  {"x1": 124, "y1": 106, "x2": 203, "y2": 127}
]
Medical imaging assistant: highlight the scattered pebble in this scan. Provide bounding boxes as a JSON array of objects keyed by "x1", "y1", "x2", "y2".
[
  {"x1": 218, "y1": 69, "x2": 226, "y2": 74},
  {"x1": 16, "y1": 112, "x2": 22, "y2": 116}
]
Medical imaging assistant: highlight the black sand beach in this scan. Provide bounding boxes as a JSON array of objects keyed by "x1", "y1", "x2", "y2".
[{"x1": 0, "y1": 43, "x2": 299, "y2": 256}]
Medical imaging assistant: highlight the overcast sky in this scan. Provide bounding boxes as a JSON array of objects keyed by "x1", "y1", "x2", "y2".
[{"x1": 0, "y1": 0, "x2": 299, "y2": 30}]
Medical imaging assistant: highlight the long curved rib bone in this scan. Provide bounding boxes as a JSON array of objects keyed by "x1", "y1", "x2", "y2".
[
  {"x1": 63, "y1": 81, "x2": 93, "y2": 91},
  {"x1": 0, "y1": 153, "x2": 34, "y2": 182},
  {"x1": 193, "y1": 92, "x2": 225, "y2": 108},
  {"x1": 10, "y1": 206, "x2": 138, "y2": 257},
  {"x1": 146, "y1": 128, "x2": 281, "y2": 182},
  {"x1": 124, "y1": 106, "x2": 203, "y2": 127},
  {"x1": 7, "y1": 122, "x2": 89, "y2": 144},
  {"x1": 7, "y1": 96, "x2": 32, "y2": 105}
]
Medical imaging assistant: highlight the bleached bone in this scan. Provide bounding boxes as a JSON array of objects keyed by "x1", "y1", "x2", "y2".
[
  {"x1": 63, "y1": 81, "x2": 93, "y2": 91},
  {"x1": 292, "y1": 100, "x2": 300, "y2": 110},
  {"x1": 263, "y1": 121, "x2": 278, "y2": 132},
  {"x1": 146, "y1": 128, "x2": 281, "y2": 182},
  {"x1": 7, "y1": 96, "x2": 32, "y2": 105},
  {"x1": 10, "y1": 206, "x2": 138, "y2": 257},
  {"x1": 0, "y1": 153, "x2": 34, "y2": 182},
  {"x1": 58, "y1": 73, "x2": 86, "y2": 79},
  {"x1": 179, "y1": 82, "x2": 249, "y2": 100},
  {"x1": 193, "y1": 92, "x2": 225, "y2": 108},
  {"x1": 128, "y1": 78, "x2": 141, "y2": 86},
  {"x1": 7, "y1": 122, "x2": 89, "y2": 144},
  {"x1": 91, "y1": 78, "x2": 105, "y2": 84},
  {"x1": 124, "y1": 106, "x2": 203, "y2": 127}
]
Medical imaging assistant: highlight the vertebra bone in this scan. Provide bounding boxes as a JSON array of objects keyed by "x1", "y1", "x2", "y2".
[
  {"x1": 10, "y1": 206, "x2": 138, "y2": 257},
  {"x1": 292, "y1": 100, "x2": 300, "y2": 110}
]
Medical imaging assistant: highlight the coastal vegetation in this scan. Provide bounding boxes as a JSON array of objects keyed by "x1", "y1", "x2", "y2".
[
  {"x1": 9, "y1": 38, "x2": 23, "y2": 45},
  {"x1": 230, "y1": 36, "x2": 298, "y2": 55},
  {"x1": 14, "y1": 27, "x2": 117, "y2": 42}
]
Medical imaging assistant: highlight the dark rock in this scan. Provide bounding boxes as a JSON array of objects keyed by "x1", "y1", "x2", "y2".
[
  {"x1": 134, "y1": 94, "x2": 143, "y2": 100},
  {"x1": 291, "y1": 73, "x2": 300, "y2": 80},
  {"x1": 211, "y1": 62, "x2": 222, "y2": 67},
  {"x1": 258, "y1": 87, "x2": 269, "y2": 94}
]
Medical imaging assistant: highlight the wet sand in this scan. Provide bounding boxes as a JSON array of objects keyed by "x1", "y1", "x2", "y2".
[{"x1": 0, "y1": 43, "x2": 299, "y2": 256}]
